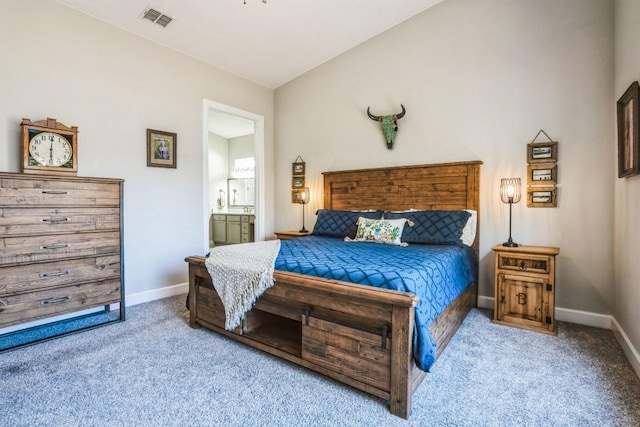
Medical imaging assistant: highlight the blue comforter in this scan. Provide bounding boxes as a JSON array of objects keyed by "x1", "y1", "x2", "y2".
[{"x1": 274, "y1": 235, "x2": 476, "y2": 371}]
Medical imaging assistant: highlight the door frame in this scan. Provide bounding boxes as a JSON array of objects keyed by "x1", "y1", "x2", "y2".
[{"x1": 202, "y1": 99, "x2": 265, "y2": 251}]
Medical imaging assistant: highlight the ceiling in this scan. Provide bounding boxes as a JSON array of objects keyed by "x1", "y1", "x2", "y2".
[{"x1": 57, "y1": 0, "x2": 444, "y2": 90}]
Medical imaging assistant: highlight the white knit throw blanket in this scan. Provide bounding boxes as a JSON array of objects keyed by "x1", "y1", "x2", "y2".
[{"x1": 204, "y1": 240, "x2": 281, "y2": 330}]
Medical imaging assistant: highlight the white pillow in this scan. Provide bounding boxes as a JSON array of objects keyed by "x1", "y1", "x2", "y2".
[{"x1": 461, "y1": 210, "x2": 477, "y2": 246}]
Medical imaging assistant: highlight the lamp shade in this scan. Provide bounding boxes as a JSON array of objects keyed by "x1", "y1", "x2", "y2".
[
  {"x1": 500, "y1": 178, "x2": 521, "y2": 204},
  {"x1": 300, "y1": 187, "x2": 310, "y2": 204}
]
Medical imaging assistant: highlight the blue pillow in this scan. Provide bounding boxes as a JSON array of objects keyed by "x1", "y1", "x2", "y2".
[
  {"x1": 312, "y1": 209, "x2": 383, "y2": 238},
  {"x1": 384, "y1": 210, "x2": 472, "y2": 244}
]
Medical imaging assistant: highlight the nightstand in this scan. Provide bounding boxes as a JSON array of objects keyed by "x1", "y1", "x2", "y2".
[
  {"x1": 275, "y1": 230, "x2": 311, "y2": 240},
  {"x1": 492, "y1": 244, "x2": 560, "y2": 335}
]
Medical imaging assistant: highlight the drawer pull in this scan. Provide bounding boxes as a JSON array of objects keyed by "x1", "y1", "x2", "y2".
[
  {"x1": 39, "y1": 269, "x2": 71, "y2": 278},
  {"x1": 41, "y1": 217, "x2": 70, "y2": 223},
  {"x1": 40, "y1": 190, "x2": 69, "y2": 195},
  {"x1": 40, "y1": 296, "x2": 72, "y2": 305},
  {"x1": 519, "y1": 261, "x2": 527, "y2": 271},
  {"x1": 40, "y1": 243, "x2": 70, "y2": 250}
]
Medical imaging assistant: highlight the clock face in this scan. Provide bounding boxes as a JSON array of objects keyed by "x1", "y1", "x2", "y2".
[{"x1": 28, "y1": 132, "x2": 73, "y2": 167}]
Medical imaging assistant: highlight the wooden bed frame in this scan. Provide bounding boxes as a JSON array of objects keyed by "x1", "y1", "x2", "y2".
[{"x1": 185, "y1": 160, "x2": 481, "y2": 419}]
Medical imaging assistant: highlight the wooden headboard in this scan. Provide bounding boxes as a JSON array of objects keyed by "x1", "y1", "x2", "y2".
[{"x1": 322, "y1": 160, "x2": 482, "y2": 253}]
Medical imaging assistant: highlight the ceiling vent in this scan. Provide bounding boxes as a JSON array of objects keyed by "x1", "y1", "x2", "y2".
[{"x1": 141, "y1": 7, "x2": 173, "y2": 28}]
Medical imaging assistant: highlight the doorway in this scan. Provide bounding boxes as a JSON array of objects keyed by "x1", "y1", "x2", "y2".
[{"x1": 202, "y1": 99, "x2": 265, "y2": 252}]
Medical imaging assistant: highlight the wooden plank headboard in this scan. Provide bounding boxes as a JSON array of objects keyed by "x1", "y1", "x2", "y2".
[{"x1": 322, "y1": 160, "x2": 483, "y2": 253}]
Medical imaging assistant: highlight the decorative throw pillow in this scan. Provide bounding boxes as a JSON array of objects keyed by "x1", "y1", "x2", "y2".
[
  {"x1": 384, "y1": 210, "x2": 472, "y2": 245},
  {"x1": 312, "y1": 209, "x2": 383, "y2": 238},
  {"x1": 345, "y1": 217, "x2": 411, "y2": 246}
]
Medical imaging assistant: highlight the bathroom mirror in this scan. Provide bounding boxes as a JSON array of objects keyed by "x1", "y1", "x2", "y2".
[{"x1": 227, "y1": 178, "x2": 255, "y2": 207}]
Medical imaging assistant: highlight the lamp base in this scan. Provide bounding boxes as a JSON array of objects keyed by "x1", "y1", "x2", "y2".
[
  {"x1": 502, "y1": 239, "x2": 519, "y2": 247},
  {"x1": 299, "y1": 227, "x2": 308, "y2": 233}
]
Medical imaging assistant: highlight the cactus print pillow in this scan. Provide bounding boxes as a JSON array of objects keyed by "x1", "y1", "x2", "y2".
[{"x1": 344, "y1": 217, "x2": 411, "y2": 246}]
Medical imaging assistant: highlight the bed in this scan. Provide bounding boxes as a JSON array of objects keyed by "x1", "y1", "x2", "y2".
[{"x1": 185, "y1": 160, "x2": 481, "y2": 419}]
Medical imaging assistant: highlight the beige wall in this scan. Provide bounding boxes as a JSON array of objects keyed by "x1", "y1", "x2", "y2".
[
  {"x1": 275, "y1": 0, "x2": 615, "y2": 315},
  {"x1": 614, "y1": 0, "x2": 640, "y2": 371},
  {"x1": 0, "y1": 0, "x2": 275, "y2": 300}
]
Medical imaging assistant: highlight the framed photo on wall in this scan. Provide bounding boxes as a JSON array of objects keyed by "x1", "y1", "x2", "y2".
[
  {"x1": 292, "y1": 161, "x2": 305, "y2": 176},
  {"x1": 292, "y1": 176, "x2": 305, "y2": 188},
  {"x1": 527, "y1": 186, "x2": 557, "y2": 208},
  {"x1": 147, "y1": 129, "x2": 177, "y2": 168},
  {"x1": 527, "y1": 164, "x2": 557, "y2": 186},
  {"x1": 617, "y1": 81, "x2": 640, "y2": 178},
  {"x1": 527, "y1": 141, "x2": 558, "y2": 164},
  {"x1": 291, "y1": 188, "x2": 306, "y2": 203}
]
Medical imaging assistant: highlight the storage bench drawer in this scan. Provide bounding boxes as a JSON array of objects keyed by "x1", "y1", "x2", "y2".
[
  {"x1": 0, "y1": 255, "x2": 121, "y2": 296},
  {"x1": 0, "y1": 279, "x2": 121, "y2": 328},
  {"x1": 301, "y1": 312, "x2": 391, "y2": 392}
]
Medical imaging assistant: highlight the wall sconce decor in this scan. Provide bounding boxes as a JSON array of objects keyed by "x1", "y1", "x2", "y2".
[{"x1": 500, "y1": 178, "x2": 521, "y2": 247}]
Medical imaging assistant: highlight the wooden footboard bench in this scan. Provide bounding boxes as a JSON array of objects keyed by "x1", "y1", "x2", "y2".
[{"x1": 186, "y1": 255, "x2": 477, "y2": 419}]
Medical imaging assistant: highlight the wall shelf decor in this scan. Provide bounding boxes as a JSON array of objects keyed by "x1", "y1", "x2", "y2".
[{"x1": 526, "y1": 130, "x2": 558, "y2": 208}]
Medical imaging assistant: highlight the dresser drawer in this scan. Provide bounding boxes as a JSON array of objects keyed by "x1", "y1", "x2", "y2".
[
  {"x1": 0, "y1": 279, "x2": 121, "y2": 328},
  {"x1": 0, "y1": 177, "x2": 120, "y2": 206},
  {"x1": 0, "y1": 255, "x2": 120, "y2": 296},
  {"x1": 0, "y1": 207, "x2": 119, "y2": 236},
  {"x1": 0, "y1": 231, "x2": 120, "y2": 267}
]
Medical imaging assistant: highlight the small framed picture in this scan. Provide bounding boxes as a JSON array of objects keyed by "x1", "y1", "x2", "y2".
[
  {"x1": 527, "y1": 186, "x2": 557, "y2": 208},
  {"x1": 292, "y1": 176, "x2": 305, "y2": 188},
  {"x1": 617, "y1": 81, "x2": 640, "y2": 178},
  {"x1": 292, "y1": 161, "x2": 305, "y2": 176},
  {"x1": 527, "y1": 164, "x2": 557, "y2": 186},
  {"x1": 291, "y1": 188, "x2": 305, "y2": 203},
  {"x1": 527, "y1": 141, "x2": 558, "y2": 164},
  {"x1": 147, "y1": 129, "x2": 177, "y2": 168}
]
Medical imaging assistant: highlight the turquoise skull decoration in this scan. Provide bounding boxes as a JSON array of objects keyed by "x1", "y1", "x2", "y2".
[{"x1": 367, "y1": 104, "x2": 406, "y2": 149}]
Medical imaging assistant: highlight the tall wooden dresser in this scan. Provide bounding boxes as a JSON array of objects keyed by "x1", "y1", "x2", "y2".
[{"x1": 0, "y1": 173, "x2": 124, "y2": 348}]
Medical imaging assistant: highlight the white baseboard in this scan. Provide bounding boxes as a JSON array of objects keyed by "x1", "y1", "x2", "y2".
[
  {"x1": 477, "y1": 296, "x2": 612, "y2": 327},
  {"x1": 125, "y1": 282, "x2": 189, "y2": 307},
  {"x1": 611, "y1": 317, "x2": 640, "y2": 379},
  {"x1": 477, "y1": 295, "x2": 640, "y2": 378}
]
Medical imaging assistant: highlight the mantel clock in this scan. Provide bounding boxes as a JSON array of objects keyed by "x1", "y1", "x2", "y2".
[{"x1": 21, "y1": 118, "x2": 78, "y2": 176}]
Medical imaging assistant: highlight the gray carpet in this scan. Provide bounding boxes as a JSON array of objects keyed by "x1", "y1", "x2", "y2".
[{"x1": 1, "y1": 295, "x2": 639, "y2": 427}]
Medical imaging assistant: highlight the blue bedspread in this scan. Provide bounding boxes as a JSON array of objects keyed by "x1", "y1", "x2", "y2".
[{"x1": 274, "y1": 235, "x2": 476, "y2": 372}]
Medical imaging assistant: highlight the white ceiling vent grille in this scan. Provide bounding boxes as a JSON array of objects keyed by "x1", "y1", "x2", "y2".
[{"x1": 141, "y1": 7, "x2": 173, "y2": 28}]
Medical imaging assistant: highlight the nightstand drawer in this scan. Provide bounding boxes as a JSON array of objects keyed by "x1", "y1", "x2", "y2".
[{"x1": 496, "y1": 253, "x2": 551, "y2": 274}]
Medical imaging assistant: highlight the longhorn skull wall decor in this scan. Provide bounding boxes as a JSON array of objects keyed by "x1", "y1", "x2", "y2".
[{"x1": 367, "y1": 104, "x2": 406, "y2": 149}]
